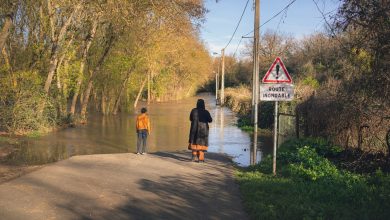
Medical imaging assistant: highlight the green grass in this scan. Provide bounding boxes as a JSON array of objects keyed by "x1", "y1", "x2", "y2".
[
  {"x1": 0, "y1": 136, "x2": 19, "y2": 145},
  {"x1": 240, "y1": 125, "x2": 254, "y2": 132},
  {"x1": 26, "y1": 130, "x2": 42, "y2": 138},
  {"x1": 236, "y1": 116, "x2": 272, "y2": 135},
  {"x1": 0, "y1": 136, "x2": 10, "y2": 143},
  {"x1": 236, "y1": 138, "x2": 390, "y2": 220}
]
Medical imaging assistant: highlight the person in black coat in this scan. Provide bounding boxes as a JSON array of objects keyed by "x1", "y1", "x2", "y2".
[{"x1": 188, "y1": 99, "x2": 212, "y2": 162}]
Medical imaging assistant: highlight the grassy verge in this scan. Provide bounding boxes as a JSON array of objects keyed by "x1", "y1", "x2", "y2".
[
  {"x1": 224, "y1": 86, "x2": 273, "y2": 136},
  {"x1": 237, "y1": 116, "x2": 272, "y2": 136},
  {"x1": 236, "y1": 138, "x2": 390, "y2": 220},
  {"x1": 224, "y1": 86, "x2": 252, "y2": 116}
]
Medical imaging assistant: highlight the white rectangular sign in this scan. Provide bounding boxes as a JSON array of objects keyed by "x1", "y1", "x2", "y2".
[{"x1": 260, "y1": 84, "x2": 294, "y2": 101}]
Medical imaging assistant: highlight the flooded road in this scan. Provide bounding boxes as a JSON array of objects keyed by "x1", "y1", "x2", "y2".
[{"x1": 6, "y1": 94, "x2": 272, "y2": 166}]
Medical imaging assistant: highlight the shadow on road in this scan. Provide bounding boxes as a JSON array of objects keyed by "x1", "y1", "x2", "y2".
[
  {"x1": 152, "y1": 151, "x2": 233, "y2": 164},
  {"x1": 0, "y1": 153, "x2": 247, "y2": 220}
]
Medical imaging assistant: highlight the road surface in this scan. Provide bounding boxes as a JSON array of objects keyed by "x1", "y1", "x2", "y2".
[{"x1": 0, "y1": 152, "x2": 248, "y2": 220}]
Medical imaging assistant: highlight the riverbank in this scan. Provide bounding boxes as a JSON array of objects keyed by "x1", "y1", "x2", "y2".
[
  {"x1": 223, "y1": 86, "x2": 272, "y2": 136},
  {"x1": 0, "y1": 151, "x2": 248, "y2": 219},
  {"x1": 0, "y1": 137, "x2": 41, "y2": 184},
  {"x1": 222, "y1": 87, "x2": 390, "y2": 219},
  {"x1": 224, "y1": 86, "x2": 252, "y2": 116},
  {"x1": 235, "y1": 138, "x2": 390, "y2": 219}
]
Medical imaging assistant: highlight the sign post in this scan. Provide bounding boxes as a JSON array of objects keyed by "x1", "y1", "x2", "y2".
[
  {"x1": 273, "y1": 100, "x2": 278, "y2": 175},
  {"x1": 261, "y1": 57, "x2": 293, "y2": 175}
]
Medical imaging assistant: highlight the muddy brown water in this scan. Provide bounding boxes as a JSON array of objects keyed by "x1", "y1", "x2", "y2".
[{"x1": 5, "y1": 94, "x2": 272, "y2": 167}]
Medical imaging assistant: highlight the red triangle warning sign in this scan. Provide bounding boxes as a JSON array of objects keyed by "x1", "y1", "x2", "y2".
[{"x1": 262, "y1": 57, "x2": 292, "y2": 84}]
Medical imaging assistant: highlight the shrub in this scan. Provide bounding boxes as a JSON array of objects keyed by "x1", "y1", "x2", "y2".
[
  {"x1": 285, "y1": 146, "x2": 339, "y2": 181},
  {"x1": 302, "y1": 76, "x2": 320, "y2": 89},
  {"x1": 280, "y1": 137, "x2": 343, "y2": 157},
  {"x1": 237, "y1": 137, "x2": 390, "y2": 219},
  {"x1": 0, "y1": 71, "x2": 57, "y2": 134}
]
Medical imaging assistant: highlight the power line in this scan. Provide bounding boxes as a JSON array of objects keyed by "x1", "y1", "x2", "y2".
[
  {"x1": 232, "y1": 37, "x2": 243, "y2": 57},
  {"x1": 311, "y1": 0, "x2": 349, "y2": 52},
  {"x1": 232, "y1": 0, "x2": 296, "y2": 58},
  {"x1": 243, "y1": 0, "x2": 297, "y2": 37},
  {"x1": 223, "y1": 0, "x2": 250, "y2": 49},
  {"x1": 276, "y1": 8, "x2": 288, "y2": 33}
]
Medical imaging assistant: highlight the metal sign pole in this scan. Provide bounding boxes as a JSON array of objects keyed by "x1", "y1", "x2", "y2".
[
  {"x1": 220, "y1": 49, "x2": 225, "y2": 105},
  {"x1": 215, "y1": 71, "x2": 218, "y2": 103},
  {"x1": 273, "y1": 101, "x2": 278, "y2": 175},
  {"x1": 216, "y1": 60, "x2": 220, "y2": 105}
]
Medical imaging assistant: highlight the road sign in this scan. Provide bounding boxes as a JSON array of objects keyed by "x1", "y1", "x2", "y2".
[
  {"x1": 262, "y1": 57, "x2": 292, "y2": 84},
  {"x1": 260, "y1": 84, "x2": 294, "y2": 101},
  {"x1": 261, "y1": 58, "x2": 294, "y2": 175}
]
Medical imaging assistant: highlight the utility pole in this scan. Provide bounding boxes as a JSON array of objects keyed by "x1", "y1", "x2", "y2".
[
  {"x1": 221, "y1": 48, "x2": 225, "y2": 105},
  {"x1": 216, "y1": 58, "x2": 220, "y2": 105},
  {"x1": 215, "y1": 71, "x2": 217, "y2": 101},
  {"x1": 213, "y1": 52, "x2": 221, "y2": 105},
  {"x1": 251, "y1": 0, "x2": 260, "y2": 165}
]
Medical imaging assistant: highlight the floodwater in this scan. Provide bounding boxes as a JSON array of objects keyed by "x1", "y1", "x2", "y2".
[{"x1": 6, "y1": 94, "x2": 272, "y2": 167}]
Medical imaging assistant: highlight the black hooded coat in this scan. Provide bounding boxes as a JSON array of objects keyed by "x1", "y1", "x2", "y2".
[{"x1": 188, "y1": 99, "x2": 212, "y2": 146}]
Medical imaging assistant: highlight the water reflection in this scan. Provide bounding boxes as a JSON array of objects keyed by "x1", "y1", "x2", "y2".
[{"x1": 5, "y1": 94, "x2": 271, "y2": 167}]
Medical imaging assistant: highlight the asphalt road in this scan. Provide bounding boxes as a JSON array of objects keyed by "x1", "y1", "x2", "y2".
[{"x1": 0, "y1": 152, "x2": 248, "y2": 220}]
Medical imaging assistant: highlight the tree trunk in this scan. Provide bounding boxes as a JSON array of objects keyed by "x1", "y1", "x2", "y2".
[
  {"x1": 39, "y1": 1, "x2": 80, "y2": 115},
  {"x1": 134, "y1": 77, "x2": 148, "y2": 109},
  {"x1": 1, "y1": 47, "x2": 16, "y2": 86},
  {"x1": 55, "y1": 74, "x2": 64, "y2": 119},
  {"x1": 55, "y1": 36, "x2": 75, "y2": 118},
  {"x1": 80, "y1": 78, "x2": 94, "y2": 118},
  {"x1": 44, "y1": 44, "x2": 60, "y2": 93},
  {"x1": 80, "y1": 34, "x2": 115, "y2": 119},
  {"x1": 69, "y1": 19, "x2": 98, "y2": 115},
  {"x1": 0, "y1": 15, "x2": 12, "y2": 50},
  {"x1": 101, "y1": 90, "x2": 107, "y2": 115},
  {"x1": 79, "y1": 91, "x2": 84, "y2": 105},
  {"x1": 70, "y1": 62, "x2": 84, "y2": 114},
  {"x1": 113, "y1": 71, "x2": 133, "y2": 115},
  {"x1": 44, "y1": 2, "x2": 82, "y2": 94},
  {"x1": 147, "y1": 71, "x2": 151, "y2": 104}
]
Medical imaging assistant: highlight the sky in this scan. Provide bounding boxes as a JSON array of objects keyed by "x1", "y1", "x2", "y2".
[{"x1": 200, "y1": 0, "x2": 341, "y2": 57}]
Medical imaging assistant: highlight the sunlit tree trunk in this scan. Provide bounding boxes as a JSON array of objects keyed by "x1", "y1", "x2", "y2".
[
  {"x1": 69, "y1": 19, "x2": 98, "y2": 115},
  {"x1": 133, "y1": 77, "x2": 148, "y2": 109},
  {"x1": 80, "y1": 78, "x2": 94, "y2": 117},
  {"x1": 1, "y1": 47, "x2": 10, "y2": 69},
  {"x1": 55, "y1": 36, "x2": 74, "y2": 117},
  {"x1": 101, "y1": 90, "x2": 107, "y2": 115},
  {"x1": 0, "y1": 15, "x2": 12, "y2": 50},
  {"x1": 44, "y1": 1, "x2": 82, "y2": 94},
  {"x1": 80, "y1": 34, "x2": 114, "y2": 119},
  {"x1": 113, "y1": 70, "x2": 133, "y2": 115},
  {"x1": 1, "y1": 46, "x2": 17, "y2": 90}
]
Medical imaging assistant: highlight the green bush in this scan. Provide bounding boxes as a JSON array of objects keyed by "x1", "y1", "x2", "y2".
[
  {"x1": 237, "y1": 116, "x2": 252, "y2": 127},
  {"x1": 248, "y1": 155, "x2": 273, "y2": 174},
  {"x1": 237, "y1": 137, "x2": 390, "y2": 219},
  {"x1": 259, "y1": 102, "x2": 274, "y2": 129},
  {"x1": 0, "y1": 71, "x2": 57, "y2": 134},
  {"x1": 302, "y1": 76, "x2": 320, "y2": 89},
  {"x1": 280, "y1": 137, "x2": 343, "y2": 157},
  {"x1": 285, "y1": 146, "x2": 339, "y2": 180}
]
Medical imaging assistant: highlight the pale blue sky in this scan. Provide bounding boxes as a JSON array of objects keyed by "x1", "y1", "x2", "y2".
[{"x1": 200, "y1": 0, "x2": 340, "y2": 56}]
